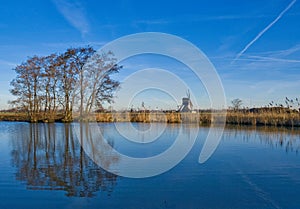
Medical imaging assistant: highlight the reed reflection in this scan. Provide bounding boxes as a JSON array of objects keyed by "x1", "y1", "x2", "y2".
[
  {"x1": 223, "y1": 125, "x2": 300, "y2": 153},
  {"x1": 10, "y1": 123, "x2": 118, "y2": 197}
]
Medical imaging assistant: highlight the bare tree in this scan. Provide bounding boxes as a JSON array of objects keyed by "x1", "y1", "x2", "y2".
[
  {"x1": 231, "y1": 98, "x2": 242, "y2": 111},
  {"x1": 41, "y1": 54, "x2": 62, "y2": 121},
  {"x1": 56, "y1": 52, "x2": 75, "y2": 122},
  {"x1": 56, "y1": 48, "x2": 91, "y2": 122},
  {"x1": 82, "y1": 51, "x2": 121, "y2": 116},
  {"x1": 10, "y1": 56, "x2": 44, "y2": 122},
  {"x1": 10, "y1": 47, "x2": 120, "y2": 122}
]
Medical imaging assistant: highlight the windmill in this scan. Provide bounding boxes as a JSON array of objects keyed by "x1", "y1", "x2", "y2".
[{"x1": 178, "y1": 90, "x2": 193, "y2": 112}]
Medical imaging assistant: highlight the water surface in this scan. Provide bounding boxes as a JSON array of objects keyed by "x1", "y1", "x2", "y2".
[{"x1": 0, "y1": 122, "x2": 299, "y2": 209}]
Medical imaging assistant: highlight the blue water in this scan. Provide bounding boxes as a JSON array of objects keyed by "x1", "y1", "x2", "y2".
[{"x1": 0, "y1": 122, "x2": 300, "y2": 209}]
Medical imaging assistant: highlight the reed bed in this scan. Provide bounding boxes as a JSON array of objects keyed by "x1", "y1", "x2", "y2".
[
  {"x1": 1, "y1": 110, "x2": 300, "y2": 127},
  {"x1": 94, "y1": 111, "x2": 300, "y2": 127},
  {"x1": 226, "y1": 112, "x2": 300, "y2": 127}
]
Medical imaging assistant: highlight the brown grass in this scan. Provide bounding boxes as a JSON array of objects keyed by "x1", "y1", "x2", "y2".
[
  {"x1": 1, "y1": 110, "x2": 300, "y2": 127},
  {"x1": 226, "y1": 111, "x2": 300, "y2": 127}
]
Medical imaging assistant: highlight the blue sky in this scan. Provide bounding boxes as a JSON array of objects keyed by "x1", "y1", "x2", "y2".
[{"x1": 0, "y1": 0, "x2": 300, "y2": 110}]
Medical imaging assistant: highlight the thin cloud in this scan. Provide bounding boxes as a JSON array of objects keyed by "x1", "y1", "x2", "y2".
[
  {"x1": 233, "y1": 0, "x2": 297, "y2": 63},
  {"x1": 246, "y1": 55, "x2": 300, "y2": 63},
  {"x1": 133, "y1": 14, "x2": 271, "y2": 27},
  {"x1": 0, "y1": 59, "x2": 17, "y2": 67},
  {"x1": 134, "y1": 19, "x2": 169, "y2": 25},
  {"x1": 274, "y1": 44, "x2": 300, "y2": 57},
  {"x1": 196, "y1": 14, "x2": 270, "y2": 21},
  {"x1": 41, "y1": 41, "x2": 106, "y2": 49},
  {"x1": 245, "y1": 44, "x2": 300, "y2": 57},
  {"x1": 52, "y1": 0, "x2": 90, "y2": 36}
]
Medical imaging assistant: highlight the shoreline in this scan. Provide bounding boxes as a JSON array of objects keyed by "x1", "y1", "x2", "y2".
[{"x1": 1, "y1": 111, "x2": 300, "y2": 127}]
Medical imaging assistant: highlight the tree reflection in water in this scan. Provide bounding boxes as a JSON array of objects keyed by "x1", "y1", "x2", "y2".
[{"x1": 10, "y1": 123, "x2": 119, "y2": 197}]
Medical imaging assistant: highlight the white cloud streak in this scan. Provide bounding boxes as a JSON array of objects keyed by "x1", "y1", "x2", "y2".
[
  {"x1": 233, "y1": 0, "x2": 297, "y2": 63},
  {"x1": 41, "y1": 41, "x2": 106, "y2": 49},
  {"x1": 0, "y1": 59, "x2": 17, "y2": 67},
  {"x1": 52, "y1": 0, "x2": 90, "y2": 36},
  {"x1": 134, "y1": 19, "x2": 169, "y2": 25},
  {"x1": 272, "y1": 44, "x2": 300, "y2": 57},
  {"x1": 246, "y1": 55, "x2": 300, "y2": 63}
]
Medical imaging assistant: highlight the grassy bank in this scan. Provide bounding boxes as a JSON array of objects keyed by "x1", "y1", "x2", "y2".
[
  {"x1": 0, "y1": 112, "x2": 30, "y2": 122},
  {"x1": 94, "y1": 111, "x2": 300, "y2": 127},
  {"x1": 1, "y1": 110, "x2": 300, "y2": 127},
  {"x1": 226, "y1": 111, "x2": 300, "y2": 127},
  {"x1": 0, "y1": 112, "x2": 64, "y2": 122}
]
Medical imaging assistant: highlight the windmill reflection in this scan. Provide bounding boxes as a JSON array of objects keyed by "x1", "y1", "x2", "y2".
[{"x1": 11, "y1": 123, "x2": 118, "y2": 197}]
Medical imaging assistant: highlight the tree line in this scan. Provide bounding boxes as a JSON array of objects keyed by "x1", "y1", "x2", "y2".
[{"x1": 10, "y1": 46, "x2": 121, "y2": 122}]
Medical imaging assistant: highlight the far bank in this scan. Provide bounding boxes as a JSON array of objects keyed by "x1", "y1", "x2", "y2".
[{"x1": 1, "y1": 109, "x2": 300, "y2": 127}]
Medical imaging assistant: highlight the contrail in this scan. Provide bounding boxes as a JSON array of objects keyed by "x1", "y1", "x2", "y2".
[{"x1": 233, "y1": 0, "x2": 297, "y2": 63}]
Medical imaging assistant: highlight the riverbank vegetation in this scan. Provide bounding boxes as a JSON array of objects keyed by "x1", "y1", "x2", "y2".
[{"x1": 1, "y1": 108, "x2": 300, "y2": 127}]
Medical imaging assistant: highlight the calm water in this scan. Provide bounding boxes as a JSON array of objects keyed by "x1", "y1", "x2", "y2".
[{"x1": 0, "y1": 122, "x2": 300, "y2": 209}]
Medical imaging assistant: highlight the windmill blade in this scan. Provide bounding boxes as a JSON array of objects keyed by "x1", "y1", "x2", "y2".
[
  {"x1": 190, "y1": 100, "x2": 193, "y2": 109},
  {"x1": 186, "y1": 89, "x2": 190, "y2": 99}
]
